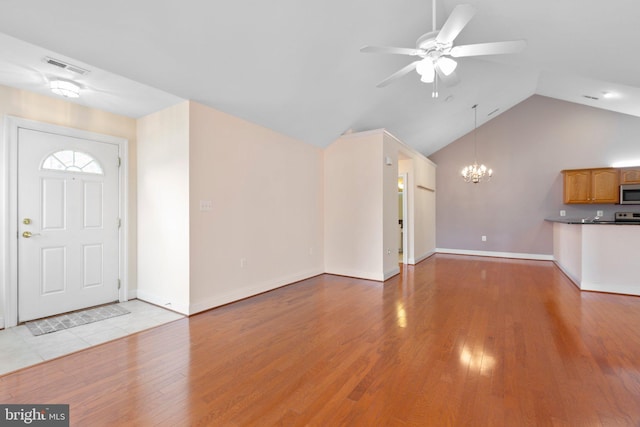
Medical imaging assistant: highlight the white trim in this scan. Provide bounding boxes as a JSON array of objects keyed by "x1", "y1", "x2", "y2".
[
  {"x1": 136, "y1": 289, "x2": 189, "y2": 316},
  {"x1": 384, "y1": 267, "x2": 400, "y2": 280},
  {"x1": 552, "y1": 261, "x2": 581, "y2": 289},
  {"x1": 399, "y1": 172, "x2": 408, "y2": 265},
  {"x1": 188, "y1": 268, "x2": 325, "y2": 315},
  {"x1": 408, "y1": 250, "x2": 435, "y2": 265},
  {"x1": 382, "y1": 130, "x2": 437, "y2": 167},
  {"x1": 324, "y1": 268, "x2": 386, "y2": 282},
  {"x1": 1, "y1": 119, "x2": 10, "y2": 329},
  {"x1": 1, "y1": 116, "x2": 129, "y2": 327},
  {"x1": 556, "y1": 258, "x2": 640, "y2": 295},
  {"x1": 436, "y1": 248, "x2": 554, "y2": 261},
  {"x1": 580, "y1": 280, "x2": 640, "y2": 295},
  {"x1": 339, "y1": 128, "x2": 436, "y2": 167},
  {"x1": 338, "y1": 128, "x2": 386, "y2": 140}
]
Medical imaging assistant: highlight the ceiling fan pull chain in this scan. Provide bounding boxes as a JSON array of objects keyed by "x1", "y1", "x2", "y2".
[{"x1": 432, "y1": 75, "x2": 439, "y2": 98}]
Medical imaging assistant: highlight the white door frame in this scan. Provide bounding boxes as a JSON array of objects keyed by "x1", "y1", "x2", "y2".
[
  {"x1": 1, "y1": 116, "x2": 129, "y2": 328},
  {"x1": 399, "y1": 173, "x2": 409, "y2": 264}
]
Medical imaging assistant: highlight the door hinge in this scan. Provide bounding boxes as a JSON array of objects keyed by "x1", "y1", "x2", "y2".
[
  {"x1": 117, "y1": 157, "x2": 122, "y2": 167},
  {"x1": 118, "y1": 218, "x2": 122, "y2": 228},
  {"x1": 118, "y1": 279, "x2": 121, "y2": 290}
]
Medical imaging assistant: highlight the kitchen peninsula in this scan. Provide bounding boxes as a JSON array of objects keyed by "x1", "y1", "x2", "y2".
[{"x1": 547, "y1": 218, "x2": 640, "y2": 296}]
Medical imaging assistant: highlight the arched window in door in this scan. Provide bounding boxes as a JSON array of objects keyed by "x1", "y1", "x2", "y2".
[{"x1": 41, "y1": 150, "x2": 104, "y2": 174}]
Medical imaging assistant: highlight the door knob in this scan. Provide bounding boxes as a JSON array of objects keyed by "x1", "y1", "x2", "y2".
[{"x1": 22, "y1": 231, "x2": 40, "y2": 238}]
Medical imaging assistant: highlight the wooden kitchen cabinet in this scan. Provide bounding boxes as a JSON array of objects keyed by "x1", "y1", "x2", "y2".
[
  {"x1": 563, "y1": 168, "x2": 619, "y2": 204},
  {"x1": 620, "y1": 168, "x2": 640, "y2": 184}
]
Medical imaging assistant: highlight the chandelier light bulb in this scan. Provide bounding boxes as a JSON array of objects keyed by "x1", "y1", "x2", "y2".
[{"x1": 461, "y1": 163, "x2": 492, "y2": 184}]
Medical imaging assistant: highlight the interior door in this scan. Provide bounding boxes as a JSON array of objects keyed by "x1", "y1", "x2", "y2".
[{"x1": 18, "y1": 128, "x2": 120, "y2": 322}]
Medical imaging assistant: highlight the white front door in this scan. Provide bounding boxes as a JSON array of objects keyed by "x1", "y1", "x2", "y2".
[{"x1": 17, "y1": 128, "x2": 120, "y2": 322}]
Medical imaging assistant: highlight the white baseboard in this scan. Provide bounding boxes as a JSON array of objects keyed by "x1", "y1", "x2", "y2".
[
  {"x1": 552, "y1": 261, "x2": 581, "y2": 289},
  {"x1": 127, "y1": 289, "x2": 137, "y2": 300},
  {"x1": 580, "y1": 280, "x2": 640, "y2": 296},
  {"x1": 384, "y1": 267, "x2": 400, "y2": 280},
  {"x1": 408, "y1": 250, "x2": 435, "y2": 265},
  {"x1": 136, "y1": 289, "x2": 190, "y2": 315},
  {"x1": 436, "y1": 248, "x2": 554, "y2": 261},
  {"x1": 188, "y1": 268, "x2": 324, "y2": 315},
  {"x1": 554, "y1": 261, "x2": 640, "y2": 296},
  {"x1": 324, "y1": 267, "x2": 385, "y2": 282}
]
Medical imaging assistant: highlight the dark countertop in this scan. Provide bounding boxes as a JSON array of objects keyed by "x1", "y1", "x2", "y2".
[{"x1": 545, "y1": 218, "x2": 640, "y2": 225}]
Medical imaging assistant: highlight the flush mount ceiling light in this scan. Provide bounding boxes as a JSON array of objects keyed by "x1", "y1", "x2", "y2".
[
  {"x1": 461, "y1": 105, "x2": 493, "y2": 184},
  {"x1": 50, "y1": 80, "x2": 81, "y2": 98}
]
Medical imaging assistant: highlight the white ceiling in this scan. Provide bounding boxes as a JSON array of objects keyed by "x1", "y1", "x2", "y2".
[{"x1": 1, "y1": 0, "x2": 639, "y2": 156}]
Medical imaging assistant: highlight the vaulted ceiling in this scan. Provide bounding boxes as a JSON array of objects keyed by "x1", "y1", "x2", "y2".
[{"x1": 1, "y1": 0, "x2": 639, "y2": 155}]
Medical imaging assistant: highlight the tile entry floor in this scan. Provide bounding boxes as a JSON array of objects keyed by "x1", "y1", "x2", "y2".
[{"x1": 0, "y1": 299, "x2": 184, "y2": 376}]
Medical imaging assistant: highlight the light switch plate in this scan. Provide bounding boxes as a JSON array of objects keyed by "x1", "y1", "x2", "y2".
[{"x1": 199, "y1": 200, "x2": 213, "y2": 211}]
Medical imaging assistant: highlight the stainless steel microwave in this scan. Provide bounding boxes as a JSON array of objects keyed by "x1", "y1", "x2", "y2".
[{"x1": 620, "y1": 184, "x2": 640, "y2": 204}]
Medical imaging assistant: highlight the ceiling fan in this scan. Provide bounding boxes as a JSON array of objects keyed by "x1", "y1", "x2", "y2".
[{"x1": 361, "y1": 1, "x2": 526, "y2": 97}]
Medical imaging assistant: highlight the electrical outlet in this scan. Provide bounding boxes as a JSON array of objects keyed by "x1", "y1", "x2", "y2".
[
  {"x1": 482, "y1": 235, "x2": 487, "y2": 242},
  {"x1": 596, "y1": 210, "x2": 604, "y2": 217},
  {"x1": 560, "y1": 210, "x2": 566, "y2": 217}
]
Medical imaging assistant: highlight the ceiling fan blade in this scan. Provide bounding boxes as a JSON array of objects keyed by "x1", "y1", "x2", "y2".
[
  {"x1": 450, "y1": 40, "x2": 527, "y2": 58},
  {"x1": 360, "y1": 45, "x2": 422, "y2": 56},
  {"x1": 435, "y1": 65, "x2": 460, "y2": 87},
  {"x1": 436, "y1": 4, "x2": 476, "y2": 45},
  {"x1": 376, "y1": 60, "x2": 421, "y2": 88}
]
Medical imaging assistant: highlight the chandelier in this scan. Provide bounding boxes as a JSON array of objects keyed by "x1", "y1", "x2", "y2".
[{"x1": 461, "y1": 105, "x2": 492, "y2": 183}]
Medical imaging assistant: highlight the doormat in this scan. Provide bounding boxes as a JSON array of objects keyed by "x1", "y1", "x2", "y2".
[{"x1": 25, "y1": 304, "x2": 130, "y2": 336}]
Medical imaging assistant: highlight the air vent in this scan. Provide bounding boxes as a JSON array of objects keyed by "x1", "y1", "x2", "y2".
[
  {"x1": 583, "y1": 95, "x2": 599, "y2": 101},
  {"x1": 487, "y1": 108, "x2": 500, "y2": 116},
  {"x1": 43, "y1": 57, "x2": 90, "y2": 76}
]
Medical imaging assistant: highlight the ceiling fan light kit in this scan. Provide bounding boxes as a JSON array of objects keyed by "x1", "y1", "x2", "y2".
[{"x1": 361, "y1": 2, "x2": 526, "y2": 94}]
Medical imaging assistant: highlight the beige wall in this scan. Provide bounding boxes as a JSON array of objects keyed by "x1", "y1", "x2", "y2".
[
  {"x1": 0, "y1": 84, "x2": 137, "y2": 323},
  {"x1": 324, "y1": 132, "x2": 384, "y2": 280},
  {"x1": 324, "y1": 129, "x2": 435, "y2": 281},
  {"x1": 188, "y1": 101, "x2": 324, "y2": 313},
  {"x1": 136, "y1": 101, "x2": 191, "y2": 313},
  {"x1": 136, "y1": 101, "x2": 323, "y2": 315}
]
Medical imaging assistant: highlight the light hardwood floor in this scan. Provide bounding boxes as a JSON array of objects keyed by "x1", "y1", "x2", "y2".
[{"x1": 2, "y1": 254, "x2": 640, "y2": 426}]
